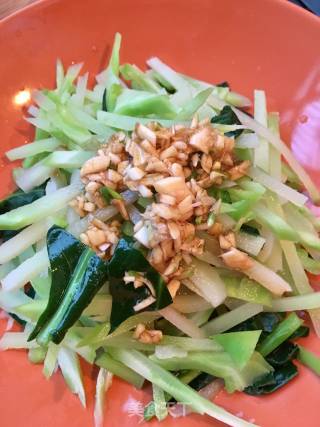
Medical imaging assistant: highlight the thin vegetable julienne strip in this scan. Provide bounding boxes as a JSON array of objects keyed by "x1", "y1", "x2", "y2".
[
  {"x1": 109, "y1": 348, "x2": 256, "y2": 427},
  {"x1": 298, "y1": 346, "x2": 320, "y2": 376},
  {"x1": 258, "y1": 313, "x2": 303, "y2": 357}
]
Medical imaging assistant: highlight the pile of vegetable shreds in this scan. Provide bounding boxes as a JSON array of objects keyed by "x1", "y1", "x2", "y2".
[{"x1": 1, "y1": 33, "x2": 320, "y2": 427}]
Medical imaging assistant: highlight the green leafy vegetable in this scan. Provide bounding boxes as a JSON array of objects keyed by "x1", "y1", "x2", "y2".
[
  {"x1": 108, "y1": 237, "x2": 172, "y2": 329},
  {"x1": 102, "y1": 88, "x2": 107, "y2": 112},
  {"x1": 211, "y1": 106, "x2": 243, "y2": 138},
  {"x1": 266, "y1": 342, "x2": 298, "y2": 367},
  {"x1": 244, "y1": 362, "x2": 298, "y2": 395},
  {"x1": 0, "y1": 184, "x2": 46, "y2": 240},
  {"x1": 29, "y1": 226, "x2": 108, "y2": 345}
]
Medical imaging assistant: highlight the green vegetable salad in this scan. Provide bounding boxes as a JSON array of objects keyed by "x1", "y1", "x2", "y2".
[{"x1": 1, "y1": 33, "x2": 320, "y2": 427}]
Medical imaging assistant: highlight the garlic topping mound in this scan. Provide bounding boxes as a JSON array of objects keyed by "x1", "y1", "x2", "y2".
[{"x1": 72, "y1": 118, "x2": 250, "y2": 287}]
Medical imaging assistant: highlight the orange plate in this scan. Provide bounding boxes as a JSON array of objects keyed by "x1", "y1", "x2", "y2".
[{"x1": 0, "y1": 0, "x2": 320, "y2": 426}]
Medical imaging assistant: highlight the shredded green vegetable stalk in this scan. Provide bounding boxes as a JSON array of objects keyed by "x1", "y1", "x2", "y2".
[{"x1": 1, "y1": 32, "x2": 320, "y2": 427}]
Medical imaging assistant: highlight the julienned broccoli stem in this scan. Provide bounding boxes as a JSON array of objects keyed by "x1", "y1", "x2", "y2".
[{"x1": 109, "y1": 348, "x2": 255, "y2": 427}]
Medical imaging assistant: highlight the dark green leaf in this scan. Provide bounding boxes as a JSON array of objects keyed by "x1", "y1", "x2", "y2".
[
  {"x1": 109, "y1": 237, "x2": 172, "y2": 330},
  {"x1": 290, "y1": 325, "x2": 309, "y2": 339},
  {"x1": 244, "y1": 362, "x2": 298, "y2": 395},
  {"x1": 266, "y1": 342, "x2": 299, "y2": 367},
  {"x1": 188, "y1": 373, "x2": 216, "y2": 391},
  {"x1": 210, "y1": 106, "x2": 243, "y2": 138},
  {"x1": 0, "y1": 184, "x2": 47, "y2": 241},
  {"x1": 228, "y1": 312, "x2": 285, "y2": 340},
  {"x1": 216, "y1": 81, "x2": 230, "y2": 88},
  {"x1": 240, "y1": 224, "x2": 260, "y2": 236},
  {"x1": 29, "y1": 226, "x2": 108, "y2": 344},
  {"x1": 102, "y1": 88, "x2": 108, "y2": 112}
]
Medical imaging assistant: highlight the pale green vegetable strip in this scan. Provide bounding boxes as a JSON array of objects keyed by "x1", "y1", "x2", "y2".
[
  {"x1": 201, "y1": 303, "x2": 263, "y2": 336},
  {"x1": 259, "y1": 313, "x2": 302, "y2": 357},
  {"x1": 159, "y1": 306, "x2": 205, "y2": 338},
  {"x1": 67, "y1": 105, "x2": 114, "y2": 137},
  {"x1": 6, "y1": 137, "x2": 60, "y2": 161},
  {"x1": 244, "y1": 258, "x2": 292, "y2": 296},
  {"x1": 235, "y1": 231, "x2": 266, "y2": 257},
  {"x1": 283, "y1": 203, "x2": 320, "y2": 250},
  {"x1": 249, "y1": 167, "x2": 307, "y2": 207},
  {"x1": 268, "y1": 112, "x2": 282, "y2": 181},
  {"x1": 298, "y1": 346, "x2": 320, "y2": 376},
  {"x1": 44, "y1": 151, "x2": 95, "y2": 169},
  {"x1": 1, "y1": 248, "x2": 49, "y2": 292},
  {"x1": 152, "y1": 384, "x2": 168, "y2": 421},
  {"x1": 253, "y1": 204, "x2": 298, "y2": 241},
  {"x1": 0, "y1": 220, "x2": 49, "y2": 264},
  {"x1": 0, "y1": 332, "x2": 37, "y2": 350},
  {"x1": 281, "y1": 239, "x2": 320, "y2": 336},
  {"x1": 0, "y1": 289, "x2": 32, "y2": 311},
  {"x1": 43, "y1": 343, "x2": 59, "y2": 379},
  {"x1": 161, "y1": 335, "x2": 223, "y2": 352},
  {"x1": 15, "y1": 160, "x2": 54, "y2": 192},
  {"x1": 97, "y1": 110, "x2": 186, "y2": 131},
  {"x1": 0, "y1": 262, "x2": 16, "y2": 281},
  {"x1": 172, "y1": 294, "x2": 211, "y2": 313},
  {"x1": 94, "y1": 368, "x2": 113, "y2": 427},
  {"x1": 96, "y1": 352, "x2": 144, "y2": 389},
  {"x1": 28, "y1": 346, "x2": 47, "y2": 364},
  {"x1": 110, "y1": 348, "x2": 256, "y2": 427},
  {"x1": 253, "y1": 90, "x2": 269, "y2": 172},
  {"x1": 188, "y1": 258, "x2": 227, "y2": 307},
  {"x1": 58, "y1": 347, "x2": 86, "y2": 407},
  {"x1": 0, "y1": 182, "x2": 82, "y2": 230},
  {"x1": 270, "y1": 292, "x2": 320, "y2": 312},
  {"x1": 65, "y1": 329, "x2": 96, "y2": 364},
  {"x1": 297, "y1": 248, "x2": 320, "y2": 274},
  {"x1": 189, "y1": 308, "x2": 214, "y2": 327}
]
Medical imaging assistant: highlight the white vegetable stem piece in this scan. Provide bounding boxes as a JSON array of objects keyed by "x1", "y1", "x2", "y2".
[
  {"x1": 253, "y1": 90, "x2": 269, "y2": 172},
  {"x1": 270, "y1": 292, "x2": 320, "y2": 312},
  {"x1": 6, "y1": 137, "x2": 60, "y2": 161},
  {"x1": 58, "y1": 347, "x2": 86, "y2": 407},
  {"x1": 0, "y1": 220, "x2": 49, "y2": 264},
  {"x1": 0, "y1": 332, "x2": 38, "y2": 350},
  {"x1": 94, "y1": 368, "x2": 113, "y2": 427},
  {"x1": 201, "y1": 303, "x2": 263, "y2": 336},
  {"x1": 172, "y1": 295, "x2": 212, "y2": 313},
  {"x1": 245, "y1": 258, "x2": 292, "y2": 296},
  {"x1": 248, "y1": 167, "x2": 307, "y2": 207},
  {"x1": 159, "y1": 306, "x2": 205, "y2": 338},
  {"x1": 1, "y1": 248, "x2": 49, "y2": 292},
  {"x1": 15, "y1": 160, "x2": 54, "y2": 192},
  {"x1": 0, "y1": 182, "x2": 82, "y2": 230},
  {"x1": 186, "y1": 258, "x2": 227, "y2": 308}
]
